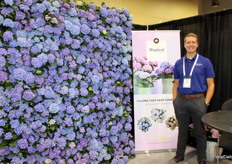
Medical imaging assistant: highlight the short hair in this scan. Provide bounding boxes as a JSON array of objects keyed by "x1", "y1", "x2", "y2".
[{"x1": 184, "y1": 33, "x2": 198, "y2": 43}]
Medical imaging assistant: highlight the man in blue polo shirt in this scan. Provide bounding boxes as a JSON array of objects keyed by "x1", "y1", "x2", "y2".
[{"x1": 172, "y1": 33, "x2": 215, "y2": 164}]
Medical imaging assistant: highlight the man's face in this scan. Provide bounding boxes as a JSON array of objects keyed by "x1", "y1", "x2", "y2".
[{"x1": 184, "y1": 36, "x2": 198, "y2": 54}]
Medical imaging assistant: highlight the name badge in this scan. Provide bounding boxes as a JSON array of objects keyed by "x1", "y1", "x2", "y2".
[{"x1": 183, "y1": 78, "x2": 191, "y2": 88}]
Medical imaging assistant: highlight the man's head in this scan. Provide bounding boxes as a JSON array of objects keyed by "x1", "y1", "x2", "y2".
[{"x1": 184, "y1": 33, "x2": 199, "y2": 54}]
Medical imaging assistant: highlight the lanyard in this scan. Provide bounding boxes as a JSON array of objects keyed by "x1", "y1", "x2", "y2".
[{"x1": 183, "y1": 54, "x2": 199, "y2": 78}]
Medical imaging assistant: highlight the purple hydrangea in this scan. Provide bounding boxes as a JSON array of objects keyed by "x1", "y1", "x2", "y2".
[
  {"x1": 155, "y1": 68, "x2": 165, "y2": 75},
  {"x1": 1, "y1": 8, "x2": 14, "y2": 16},
  {"x1": 49, "y1": 103, "x2": 60, "y2": 113},
  {"x1": 34, "y1": 103, "x2": 45, "y2": 112},
  {"x1": 17, "y1": 139, "x2": 28, "y2": 149},
  {"x1": 16, "y1": 11, "x2": 26, "y2": 20},
  {"x1": 80, "y1": 88, "x2": 88, "y2": 96},
  {"x1": 81, "y1": 24, "x2": 91, "y2": 34},
  {"x1": 4, "y1": 132, "x2": 13, "y2": 140},
  {"x1": 0, "y1": 56, "x2": 6, "y2": 67},
  {"x1": 3, "y1": 31, "x2": 14, "y2": 42},
  {"x1": 0, "y1": 0, "x2": 134, "y2": 163},
  {"x1": 160, "y1": 62, "x2": 171, "y2": 68},
  {"x1": 100, "y1": 8, "x2": 108, "y2": 17},
  {"x1": 30, "y1": 45, "x2": 41, "y2": 54},
  {"x1": 37, "y1": 53, "x2": 48, "y2": 64},
  {"x1": 24, "y1": 72, "x2": 35, "y2": 84},
  {"x1": 67, "y1": 105, "x2": 75, "y2": 114},
  {"x1": 0, "y1": 71, "x2": 7, "y2": 82},
  {"x1": 13, "y1": 68, "x2": 27, "y2": 81},
  {"x1": 22, "y1": 90, "x2": 36, "y2": 101},
  {"x1": 10, "y1": 120, "x2": 20, "y2": 128}
]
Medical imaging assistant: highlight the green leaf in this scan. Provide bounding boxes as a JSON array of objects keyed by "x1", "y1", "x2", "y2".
[
  {"x1": 9, "y1": 140, "x2": 17, "y2": 147},
  {"x1": 50, "y1": 125, "x2": 56, "y2": 131},
  {"x1": 88, "y1": 86, "x2": 92, "y2": 91},
  {"x1": 0, "y1": 140, "x2": 8, "y2": 149},
  {"x1": 12, "y1": 134, "x2": 18, "y2": 140},
  {"x1": 36, "y1": 69, "x2": 43, "y2": 75},
  {"x1": 107, "y1": 147, "x2": 114, "y2": 154},
  {"x1": 123, "y1": 111, "x2": 129, "y2": 117},
  {"x1": 104, "y1": 33, "x2": 110, "y2": 38},
  {"x1": 4, "y1": 123, "x2": 9, "y2": 129},
  {"x1": 5, "y1": 83, "x2": 13, "y2": 90}
]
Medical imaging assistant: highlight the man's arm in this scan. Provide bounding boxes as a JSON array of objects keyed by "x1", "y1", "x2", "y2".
[
  {"x1": 205, "y1": 78, "x2": 215, "y2": 104},
  {"x1": 172, "y1": 79, "x2": 179, "y2": 100}
]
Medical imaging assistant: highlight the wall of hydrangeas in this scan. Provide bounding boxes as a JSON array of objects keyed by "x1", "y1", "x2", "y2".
[{"x1": 0, "y1": 0, "x2": 134, "y2": 163}]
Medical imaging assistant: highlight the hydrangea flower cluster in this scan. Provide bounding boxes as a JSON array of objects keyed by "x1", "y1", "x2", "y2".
[
  {"x1": 165, "y1": 116, "x2": 178, "y2": 130},
  {"x1": 137, "y1": 117, "x2": 152, "y2": 132},
  {"x1": 0, "y1": 0, "x2": 134, "y2": 163},
  {"x1": 151, "y1": 108, "x2": 166, "y2": 123},
  {"x1": 156, "y1": 62, "x2": 174, "y2": 79},
  {"x1": 133, "y1": 56, "x2": 158, "y2": 88}
]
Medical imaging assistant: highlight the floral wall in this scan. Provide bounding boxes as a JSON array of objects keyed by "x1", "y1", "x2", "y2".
[{"x1": 0, "y1": 0, "x2": 134, "y2": 163}]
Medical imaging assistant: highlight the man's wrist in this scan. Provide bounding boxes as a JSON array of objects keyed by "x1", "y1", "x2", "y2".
[{"x1": 205, "y1": 101, "x2": 210, "y2": 106}]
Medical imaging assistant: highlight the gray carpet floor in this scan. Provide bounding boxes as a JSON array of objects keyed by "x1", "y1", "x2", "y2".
[{"x1": 127, "y1": 146, "x2": 232, "y2": 164}]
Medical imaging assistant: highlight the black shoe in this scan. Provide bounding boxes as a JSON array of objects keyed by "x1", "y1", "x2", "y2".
[
  {"x1": 172, "y1": 155, "x2": 184, "y2": 163},
  {"x1": 198, "y1": 161, "x2": 206, "y2": 164}
]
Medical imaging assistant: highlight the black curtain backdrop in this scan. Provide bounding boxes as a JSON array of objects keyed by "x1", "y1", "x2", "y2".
[{"x1": 132, "y1": 9, "x2": 232, "y2": 112}]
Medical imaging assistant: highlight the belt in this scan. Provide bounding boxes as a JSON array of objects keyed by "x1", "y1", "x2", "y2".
[{"x1": 178, "y1": 93, "x2": 205, "y2": 98}]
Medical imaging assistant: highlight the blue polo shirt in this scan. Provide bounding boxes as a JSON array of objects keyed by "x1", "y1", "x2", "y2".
[{"x1": 174, "y1": 54, "x2": 215, "y2": 94}]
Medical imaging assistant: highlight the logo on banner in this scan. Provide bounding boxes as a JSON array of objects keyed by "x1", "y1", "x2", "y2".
[{"x1": 146, "y1": 38, "x2": 167, "y2": 61}]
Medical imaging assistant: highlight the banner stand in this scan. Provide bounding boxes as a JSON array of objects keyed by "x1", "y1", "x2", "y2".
[{"x1": 132, "y1": 30, "x2": 181, "y2": 152}]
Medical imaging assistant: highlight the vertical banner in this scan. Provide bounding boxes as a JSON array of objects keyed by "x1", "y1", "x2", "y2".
[{"x1": 132, "y1": 31, "x2": 181, "y2": 151}]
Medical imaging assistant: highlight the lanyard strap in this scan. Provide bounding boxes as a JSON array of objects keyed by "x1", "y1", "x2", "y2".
[{"x1": 183, "y1": 54, "x2": 199, "y2": 78}]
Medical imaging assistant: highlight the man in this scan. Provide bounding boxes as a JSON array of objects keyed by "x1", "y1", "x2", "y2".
[{"x1": 172, "y1": 33, "x2": 215, "y2": 164}]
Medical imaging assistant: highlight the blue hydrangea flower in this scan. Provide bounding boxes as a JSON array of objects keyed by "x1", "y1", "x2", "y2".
[
  {"x1": 1, "y1": 8, "x2": 14, "y2": 16},
  {"x1": 31, "y1": 57, "x2": 43, "y2": 68},
  {"x1": 0, "y1": 15, "x2": 3, "y2": 24},
  {"x1": 0, "y1": 128, "x2": 4, "y2": 137},
  {"x1": 3, "y1": 31, "x2": 13, "y2": 42},
  {"x1": 64, "y1": 20, "x2": 80, "y2": 35},
  {"x1": 19, "y1": 4, "x2": 30, "y2": 11},
  {"x1": 151, "y1": 108, "x2": 166, "y2": 123},
  {"x1": 52, "y1": 1, "x2": 61, "y2": 8},
  {"x1": 4, "y1": 132, "x2": 13, "y2": 140},
  {"x1": 30, "y1": 45, "x2": 41, "y2": 54},
  {"x1": 110, "y1": 126, "x2": 119, "y2": 135},
  {"x1": 110, "y1": 136, "x2": 118, "y2": 144},
  {"x1": 0, "y1": 56, "x2": 6, "y2": 67},
  {"x1": 68, "y1": 8, "x2": 77, "y2": 16},
  {"x1": 49, "y1": 103, "x2": 60, "y2": 113},
  {"x1": 24, "y1": 72, "x2": 35, "y2": 84},
  {"x1": 23, "y1": 90, "x2": 36, "y2": 101},
  {"x1": 0, "y1": 0, "x2": 134, "y2": 162},
  {"x1": 10, "y1": 120, "x2": 20, "y2": 128},
  {"x1": 81, "y1": 24, "x2": 91, "y2": 34},
  {"x1": 36, "y1": 17, "x2": 46, "y2": 27},
  {"x1": 76, "y1": 54, "x2": 86, "y2": 64},
  {"x1": 42, "y1": 0, "x2": 51, "y2": 7},
  {"x1": 38, "y1": 53, "x2": 48, "y2": 64},
  {"x1": 137, "y1": 117, "x2": 152, "y2": 132},
  {"x1": 16, "y1": 11, "x2": 26, "y2": 20},
  {"x1": 13, "y1": 68, "x2": 27, "y2": 81},
  {"x1": 34, "y1": 103, "x2": 45, "y2": 113},
  {"x1": 100, "y1": 8, "x2": 108, "y2": 17},
  {"x1": 17, "y1": 139, "x2": 28, "y2": 149}
]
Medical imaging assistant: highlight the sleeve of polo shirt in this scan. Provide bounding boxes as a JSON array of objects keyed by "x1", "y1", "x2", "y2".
[
  {"x1": 205, "y1": 59, "x2": 215, "y2": 78},
  {"x1": 173, "y1": 59, "x2": 181, "y2": 79}
]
